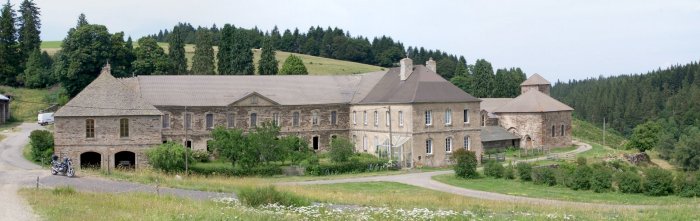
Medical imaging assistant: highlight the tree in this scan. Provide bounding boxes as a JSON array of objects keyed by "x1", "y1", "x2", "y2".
[
  {"x1": 18, "y1": 0, "x2": 41, "y2": 67},
  {"x1": 471, "y1": 59, "x2": 495, "y2": 98},
  {"x1": 108, "y1": 32, "x2": 135, "y2": 77},
  {"x1": 168, "y1": 25, "x2": 187, "y2": 74},
  {"x1": 132, "y1": 37, "x2": 171, "y2": 75},
  {"x1": 210, "y1": 127, "x2": 249, "y2": 167},
  {"x1": 626, "y1": 121, "x2": 662, "y2": 152},
  {"x1": 191, "y1": 28, "x2": 215, "y2": 74},
  {"x1": 279, "y1": 54, "x2": 307, "y2": 75},
  {"x1": 217, "y1": 24, "x2": 234, "y2": 74},
  {"x1": 18, "y1": 48, "x2": 47, "y2": 88},
  {"x1": 257, "y1": 38, "x2": 278, "y2": 75},
  {"x1": 672, "y1": 127, "x2": 700, "y2": 171},
  {"x1": 328, "y1": 137, "x2": 353, "y2": 163},
  {"x1": 146, "y1": 142, "x2": 193, "y2": 172},
  {"x1": 230, "y1": 29, "x2": 254, "y2": 75},
  {"x1": 0, "y1": 2, "x2": 19, "y2": 86},
  {"x1": 76, "y1": 13, "x2": 88, "y2": 27},
  {"x1": 451, "y1": 149, "x2": 478, "y2": 178}
]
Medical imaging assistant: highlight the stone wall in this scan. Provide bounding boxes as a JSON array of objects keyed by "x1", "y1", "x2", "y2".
[
  {"x1": 497, "y1": 113, "x2": 544, "y2": 149},
  {"x1": 542, "y1": 111, "x2": 573, "y2": 148},
  {"x1": 521, "y1": 84, "x2": 551, "y2": 95}
]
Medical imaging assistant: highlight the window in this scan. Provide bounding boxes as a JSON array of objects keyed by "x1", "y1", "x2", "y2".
[
  {"x1": 398, "y1": 111, "x2": 404, "y2": 127},
  {"x1": 312, "y1": 112, "x2": 319, "y2": 125},
  {"x1": 445, "y1": 109, "x2": 452, "y2": 125},
  {"x1": 373, "y1": 111, "x2": 378, "y2": 127},
  {"x1": 363, "y1": 136, "x2": 368, "y2": 151},
  {"x1": 363, "y1": 111, "x2": 367, "y2": 125},
  {"x1": 85, "y1": 119, "x2": 95, "y2": 138},
  {"x1": 425, "y1": 110, "x2": 432, "y2": 125},
  {"x1": 374, "y1": 136, "x2": 379, "y2": 149},
  {"x1": 331, "y1": 111, "x2": 337, "y2": 125},
  {"x1": 272, "y1": 113, "x2": 280, "y2": 126},
  {"x1": 227, "y1": 113, "x2": 235, "y2": 128},
  {"x1": 482, "y1": 113, "x2": 486, "y2": 126},
  {"x1": 426, "y1": 139, "x2": 433, "y2": 154},
  {"x1": 561, "y1": 124, "x2": 565, "y2": 136},
  {"x1": 205, "y1": 113, "x2": 213, "y2": 129},
  {"x1": 162, "y1": 114, "x2": 170, "y2": 128},
  {"x1": 185, "y1": 140, "x2": 192, "y2": 149},
  {"x1": 293, "y1": 112, "x2": 300, "y2": 127},
  {"x1": 385, "y1": 111, "x2": 390, "y2": 127},
  {"x1": 250, "y1": 113, "x2": 257, "y2": 127},
  {"x1": 352, "y1": 111, "x2": 356, "y2": 125},
  {"x1": 119, "y1": 118, "x2": 129, "y2": 138},
  {"x1": 445, "y1": 137, "x2": 452, "y2": 152},
  {"x1": 185, "y1": 113, "x2": 192, "y2": 130},
  {"x1": 312, "y1": 136, "x2": 319, "y2": 150},
  {"x1": 463, "y1": 109, "x2": 469, "y2": 123},
  {"x1": 464, "y1": 136, "x2": 471, "y2": 150},
  {"x1": 551, "y1": 125, "x2": 556, "y2": 137}
]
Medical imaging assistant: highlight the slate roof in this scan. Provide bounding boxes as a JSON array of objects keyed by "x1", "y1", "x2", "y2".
[
  {"x1": 481, "y1": 126, "x2": 521, "y2": 142},
  {"x1": 359, "y1": 65, "x2": 480, "y2": 104},
  {"x1": 54, "y1": 65, "x2": 161, "y2": 117},
  {"x1": 492, "y1": 90, "x2": 573, "y2": 113},
  {"x1": 520, "y1": 73, "x2": 551, "y2": 86},
  {"x1": 125, "y1": 71, "x2": 386, "y2": 106},
  {"x1": 480, "y1": 98, "x2": 513, "y2": 117}
]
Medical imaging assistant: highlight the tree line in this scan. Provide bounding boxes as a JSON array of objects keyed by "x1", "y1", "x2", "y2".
[
  {"x1": 551, "y1": 61, "x2": 700, "y2": 171},
  {"x1": 0, "y1": 0, "x2": 45, "y2": 88}
]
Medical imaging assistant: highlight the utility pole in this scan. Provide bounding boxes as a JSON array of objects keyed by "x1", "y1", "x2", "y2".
[
  {"x1": 603, "y1": 117, "x2": 606, "y2": 147},
  {"x1": 388, "y1": 106, "x2": 393, "y2": 161},
  {"x1": 185, "y1": 106, "x2": 189, "y2": 175}
]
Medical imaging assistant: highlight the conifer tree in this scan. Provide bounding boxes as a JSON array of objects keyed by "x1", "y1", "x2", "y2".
[
  {"x1": 279, "y1": 54, "x2": 307, "y2": 75},
  {"x1": 191, "y1": 28, "x2": 215, "y2": 74},
  {"x1": 18, "y1": 0, "x2": 40, "y2": 67},
  {"x1": 257, "y1": 38, "x2": 278, "y2": 75},
  {"x1": 19, "y1": 48, "x2": 44, "y2": 88},
  {"x1": 217, "y1": 24, "x2": 234, "y2": 75},
  {"x1": 229, "y1": 29, "x2": 254, "y2": 75},
  {"x1": 0, "y1": 2, "x2": 19, "y2": 85},
  {"x1": 168, "y1": 25, "x2": 187, "y2": 74},
  {"x1": 76, "y1": 13, "x2": 88, "y2": 27},
  {"x1": 472, "y1": 59, "x2": 495, "y2": 98}
]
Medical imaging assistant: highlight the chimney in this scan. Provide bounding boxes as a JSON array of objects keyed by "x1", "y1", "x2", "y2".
[
  {"x1": 400, "y1": 58, "x2": 413, "y2": 81},
  {"x1": 100, "y1": 62, "x2": 112, "y2": 76},
  {"x1": 426, "y1": 57, "x2": 436, "y2": 73}
]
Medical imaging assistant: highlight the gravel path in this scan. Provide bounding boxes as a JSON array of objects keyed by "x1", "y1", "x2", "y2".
[{"x1": 279, "y1": 141, "x2": 658, "y2": 210}]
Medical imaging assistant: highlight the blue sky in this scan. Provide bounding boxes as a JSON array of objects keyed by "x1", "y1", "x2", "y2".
[{"x1": 31, "y1": 0, "x2": 700, "y2": 82}]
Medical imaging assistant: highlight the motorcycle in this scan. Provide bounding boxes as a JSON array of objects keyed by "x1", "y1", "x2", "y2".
[{"x1": 51, "y1": 155, "x2": 75, "y2": 177}]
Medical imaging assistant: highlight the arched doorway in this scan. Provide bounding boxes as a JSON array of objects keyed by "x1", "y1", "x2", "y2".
[
  {"x1": 80, "y1": 152, "x2": 101, "y2": 169},
  {"x1": 525, "y1": 135, "x2": 533, "y2": 149},
  {"x1": 114, "y1": 151, "x2": 136, "y2": 169}
]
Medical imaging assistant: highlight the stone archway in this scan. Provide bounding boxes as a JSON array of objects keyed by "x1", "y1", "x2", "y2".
[
  {"x1": 80, "y1": 151, "x2": 101, "y2": 169},
  {"x1": 524, "y1": 135, "x2": 533, "y2": 149},
  {"x1": 114, "y1": 151, "x2": 136, "y2": 169}
]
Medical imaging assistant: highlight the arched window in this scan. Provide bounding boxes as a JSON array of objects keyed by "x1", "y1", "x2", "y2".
[
  {"x1": 551, "y1": 125, "x2": 556, "y2": 137},
  {"x1": 561, "y1": 124, "x2": 565, "y2": 136},
  {"x1": 119, "y1": 118, "x2": 129, "y2": 138},
  {"x1": 85, "y1": 119, "x2": 95, "y2": 138}
]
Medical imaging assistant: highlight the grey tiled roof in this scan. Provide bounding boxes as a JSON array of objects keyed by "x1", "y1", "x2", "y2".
[
  {"x1": 520, "y1": 73, "x2": 551, "y2": 86},
  {"x1": 54, "y1": 65, "x2": 162, "y2": 117},
  {"x1": 359, "y1": 65, "x2": 480, "y2": 104},
  {"x1": 481, "y1": 126, "x2": 521, "y2": 142},
  {"x1": 492, "y1": 90, "x2": 573, "y2": 113}
]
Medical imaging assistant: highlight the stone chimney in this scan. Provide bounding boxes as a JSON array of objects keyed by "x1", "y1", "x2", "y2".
[
  {"x1": 400, "y1": 58, "x2": 413, "y2": 81},
  {"x1": 426, "y1": 57, "x2": 436, "y2": 73}
]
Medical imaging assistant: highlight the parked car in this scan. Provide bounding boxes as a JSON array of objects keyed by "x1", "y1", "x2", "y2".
[{"x1": 38, "y1": 112, "x2": 54, "y2": 126}]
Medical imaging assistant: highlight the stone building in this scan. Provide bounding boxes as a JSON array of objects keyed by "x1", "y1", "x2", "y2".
[
  {"x1": 0, "y1": 94, "x2": 9, "y2": 124},
  {"x1": 54, "y1": 58, "x2": 483, "y2": 169},
  {"x1": 480, "y1": 74, "x2": 574, "y2": 150}
]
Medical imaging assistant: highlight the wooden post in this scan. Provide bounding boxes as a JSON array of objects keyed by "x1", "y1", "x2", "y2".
[{"x1": 36, "y1": 176, "x2": 39, "y2": 189}]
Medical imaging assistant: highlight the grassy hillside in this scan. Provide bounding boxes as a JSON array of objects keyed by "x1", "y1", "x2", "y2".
[
  {"x1": 41, "y1": 41, "x2": 384, "y2": 75},
  {"x1": 572, "y1": 118, "x2": 627, "y2": 149},
  {"x1": 0, "y1": 86, "x2": 53, "y2": 122}
]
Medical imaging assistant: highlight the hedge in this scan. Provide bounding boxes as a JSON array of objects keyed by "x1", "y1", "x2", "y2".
[{"x1": 306, "y1": 159, "x2": 395, "y2": 176}]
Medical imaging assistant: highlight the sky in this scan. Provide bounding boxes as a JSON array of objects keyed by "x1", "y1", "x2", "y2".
[{"x1": 27, "y1": 0, "x2": 700, "y2": 82}]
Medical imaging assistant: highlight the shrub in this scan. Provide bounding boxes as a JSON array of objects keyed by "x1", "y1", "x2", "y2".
[
  {"x1": 451, "y1": 149, "x2": 478, "y2": 179},
  {"x1": 191, "y1": 150, "x2": 210, "y2": 163},
  {"x1": 29, "y1": 130, "x2": 54, "y2": 164},
  {"x1": 503, "y1": 163, "x2": 515, "y2": 179},
  {"x1": 146, "y1": 142, "x2": 194, "y2": 172},
  {"x1": 591, "y1": 165, "x2": 613, "y2": 193},
  {"x1": 554, "y1": 163, "x2": 576, "y2": 188},
  {"x1": 238, "y1": 186, "x2": 310, "y2": 207},
  {"x1": 328, "y1": 137, "x2": 354, "y2": 163},
  {"x1": 615, "y1": 171, "x2": 642, "y2": 193},
  {"x1": 642, "y1": 167, "x2": 674, "y2": 196},
  {"x1": 484, "y1": 160, "x2": 504, "y2": 178},
  {"x1": 532, "y1": 166, "x2": 557, "y2": 186},
  {"x1": 571, "y1": 165, "x2": 593, "y2": 190},
  {"x1": 576, "y1": 156, "x2": 587, "y2": 166},
  {"x1": 305, "y1": 157, "x2": 393, "y2": 176},
  {"x1": 516, "y1": 162, "x2": 532, "y2": 181},
  {"x1": 674, "y1": 172, "x2": 700, "y2": 197}
]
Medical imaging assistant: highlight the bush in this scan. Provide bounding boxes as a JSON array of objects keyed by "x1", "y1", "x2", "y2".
[
  {"x1": 29, "y1": 130, "x2": 53, "y2": 164},
  {"x1": 642, "y1": 167, "x2": 674, "y2": 196},
  {"x1": 191, "y1": 150, "x2": 210, "y2": 163},
  {"x1": 576, "y1": 156, "x2": 587, "y2": 166},
  {"x1": 532, "y1": 166, "x2": 557, "y2": 186},
  {"x1": 590, "y1": 165, "x2": 613, "y2": 193},
  {"x1": 615, "y1": 171, "x2": 642, "y2": 193},
  {"x1": 146, "y1": 142, "x2": 194, "y2": 172},
  {"x1": 305, "y1": 157, "x2": 393, "y2": 176},
  {"x1": 571, "y1": 165, "x2": 593, "y2": 190},
  {"x1": 328, "y1": 137, "x2": 354, "y2": 163},
  {"x1": 516, "y1": 162, "x2": 532, "y2": 181},
  {"x1": 503, "y1": 163, "x2": 515, "y2": 179},
  {"x1": 451, "y1": 149, "x2": 478, "y2": 179},
  {"x1": 484, "y1": 160, "x2": 504, "y2": 178},
  {"x1": 189, "y1": 163, "x2": 283, "y2": 176},
  {"x1": 674, "y1": 172, "x2": 700, "y2": 197},
  {"x1": 238, "y1": 186, "x2": 310, "y2": 207},
  {"x1": 554, "y1": 163, "x2": 576, "y2": 188}
]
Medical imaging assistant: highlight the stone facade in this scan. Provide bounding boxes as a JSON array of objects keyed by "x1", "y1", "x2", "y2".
[{"x1": 521, "y1": 84, "x2": 550, "y2": 95}]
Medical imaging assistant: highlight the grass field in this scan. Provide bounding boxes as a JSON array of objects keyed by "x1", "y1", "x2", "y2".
[
  {"x1": 573, "y1": 118, "x2": 627, "y2": 149},
  {"x1": 41, "y1": 41, "x2": 384, "y2": 75},
  {"x1": 0, "y1": 85, "x2": 53, "y2": 122}
]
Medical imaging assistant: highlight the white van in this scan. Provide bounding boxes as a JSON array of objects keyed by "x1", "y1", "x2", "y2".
[{"x1": 38, "y1": 112, "x2": 54, "y2": 126}]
